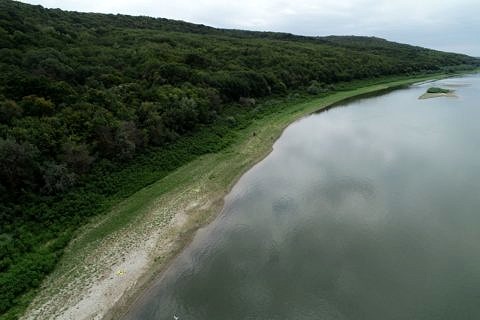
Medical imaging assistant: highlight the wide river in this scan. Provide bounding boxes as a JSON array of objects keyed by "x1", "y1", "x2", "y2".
[{"x1": 124, "y1": 74, "x2": 480, "y2": 320}]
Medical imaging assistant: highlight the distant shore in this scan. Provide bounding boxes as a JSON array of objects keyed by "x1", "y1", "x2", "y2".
[{"x1": 21, "y1": 72, "x2": 473, "y2": 320}]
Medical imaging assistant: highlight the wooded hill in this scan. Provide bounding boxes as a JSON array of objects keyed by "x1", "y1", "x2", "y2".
[{"x1": 0, "y1": 0, "x2": 478, "y2": 318}]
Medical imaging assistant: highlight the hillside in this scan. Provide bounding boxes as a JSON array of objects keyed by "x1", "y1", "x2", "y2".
[{"x1": 0, "y1": 0, "x2": 479, "y2": 318}]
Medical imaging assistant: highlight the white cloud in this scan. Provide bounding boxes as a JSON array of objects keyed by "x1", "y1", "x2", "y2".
[{"x1": 19, "y1": 0, "x2": 480, "y2": 55}]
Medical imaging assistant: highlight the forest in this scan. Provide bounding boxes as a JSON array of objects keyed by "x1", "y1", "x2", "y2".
[{"x1": 0, "y1": 0, "x2": 479, "y2": 318}]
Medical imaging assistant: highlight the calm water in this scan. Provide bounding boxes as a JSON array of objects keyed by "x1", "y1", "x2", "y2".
[{"x1": 124, "y1": 75, "x2": 480, "y2": 320}]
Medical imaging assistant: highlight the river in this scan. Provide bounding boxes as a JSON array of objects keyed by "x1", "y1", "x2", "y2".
[{"x1": 123, "y1": 74, "x2": 480, "y2": 320}]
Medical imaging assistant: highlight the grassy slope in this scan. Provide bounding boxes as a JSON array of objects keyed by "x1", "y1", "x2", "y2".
[{"x1": 18, "y1": 72, "x2": 463, "y2": 320}]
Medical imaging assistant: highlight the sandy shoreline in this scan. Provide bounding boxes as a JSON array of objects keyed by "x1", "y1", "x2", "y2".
[
  {"x1": 20, "y1": 74, "x2": 456, "y2": 320},
  {"x1": 22, "y1": 155, "x2": 234, "y2": 320}
]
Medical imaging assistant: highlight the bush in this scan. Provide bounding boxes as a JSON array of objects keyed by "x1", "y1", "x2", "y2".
[{"x1": 427, "y1": 87, "x2": 451, "y2": 94}]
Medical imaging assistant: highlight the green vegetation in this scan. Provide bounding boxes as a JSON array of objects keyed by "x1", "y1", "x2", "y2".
[
  {"x1": 427, "y1": 87, "x2": 452, "y2": 93},
  {"x1": 0, "y1": 0, "x2": 479, "y2": 318}
]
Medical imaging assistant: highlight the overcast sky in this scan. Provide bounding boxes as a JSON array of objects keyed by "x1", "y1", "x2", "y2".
[{"x1": 20, "y1": 0, "x2": 480, "y2": 56}]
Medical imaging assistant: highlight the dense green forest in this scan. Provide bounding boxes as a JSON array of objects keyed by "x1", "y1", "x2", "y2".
[{"x1": 0, "y1": 0, "x2": 478, "y2": 318}]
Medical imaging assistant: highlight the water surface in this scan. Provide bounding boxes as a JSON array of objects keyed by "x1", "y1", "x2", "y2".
[{"x1": 124, "y1": 75, "x2": 480, "y2": 320}]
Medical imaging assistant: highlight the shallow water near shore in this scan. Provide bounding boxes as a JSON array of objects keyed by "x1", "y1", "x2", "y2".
[{"x1": 123, "y1": 74, "x2": 480, "y2": 320}]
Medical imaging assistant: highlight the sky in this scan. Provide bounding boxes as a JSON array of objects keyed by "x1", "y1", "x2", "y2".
[{"x1": 19, "y1": 0, "x2": 480, "y2": 56}]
